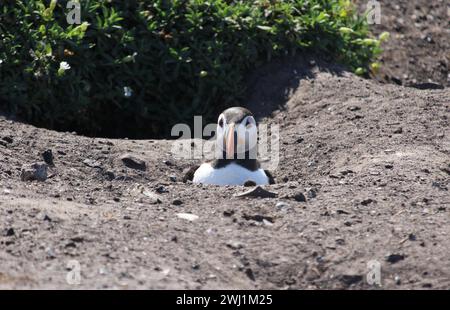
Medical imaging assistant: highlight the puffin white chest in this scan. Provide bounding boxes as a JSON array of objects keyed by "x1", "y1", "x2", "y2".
[{"x1": 193, "y1": 162, "x2": 269, "y2": 186}]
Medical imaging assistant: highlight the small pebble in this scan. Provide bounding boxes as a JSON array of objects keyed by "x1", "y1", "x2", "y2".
[
  {"x1": 20, "y1": 162, "x2": 48, "y2": 182},
  {"x1": 176, "y1": 213, "x2": 199, "y2": 221},
  {"x1": 393, "y1": 127, "x2": 403, "y2": 134},
  {"x1": 386, "y1": 254, "x2": 405, "y2": 264},
  {"x1": 4, "y1": 228, "x2": 15, "y2": 237}
]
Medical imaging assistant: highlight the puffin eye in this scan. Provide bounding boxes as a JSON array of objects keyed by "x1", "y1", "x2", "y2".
[{"x1": 218, "y1": 118, "x2": 224, "y2": 128}]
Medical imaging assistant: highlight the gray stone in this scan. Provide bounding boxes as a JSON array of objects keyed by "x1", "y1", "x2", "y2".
[
  {"x1": 293, "y1": 192, "x2": 306, "y2": 202},
  {"x1": 21, "y1": 162, "x2": 48, "y2": 181}
]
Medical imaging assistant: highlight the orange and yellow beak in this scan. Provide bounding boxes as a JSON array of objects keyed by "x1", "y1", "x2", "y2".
[{"x1": 225, "y1": 123, "x2": 235, "y2": 159}]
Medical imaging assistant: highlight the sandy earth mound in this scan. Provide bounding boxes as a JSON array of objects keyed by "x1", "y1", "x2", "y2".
[{"x1": 0, "y1": 58, "x2": 449, "y2": 289}]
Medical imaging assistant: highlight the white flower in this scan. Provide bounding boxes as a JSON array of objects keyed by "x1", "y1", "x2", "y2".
[
  {"x1": 59, "y1": 61, "x2": 71, "y2": 71},
  {"x1": 123, "y1": 86, "x2": 133, "y2": 98}
]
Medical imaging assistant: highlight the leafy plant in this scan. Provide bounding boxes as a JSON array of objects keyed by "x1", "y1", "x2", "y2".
[{"x1": 0, "y1": 0, "x2": 385, "y2": 138}]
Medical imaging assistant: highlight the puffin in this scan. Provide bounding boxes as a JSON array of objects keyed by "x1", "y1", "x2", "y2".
[{"x1": 189, "y1": 107, "x2": 275, "y2": 186}]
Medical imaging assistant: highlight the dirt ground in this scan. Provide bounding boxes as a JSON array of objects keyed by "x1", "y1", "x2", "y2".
[
  {"x1": 0, "y1": 0, "x2": 449, "y2": 290},
  {"x1": 1, "y1": 57, "x2": 449, "y2": 289},
  {"x1": 356, "y1": 0, "x2": 449, "y2": 87}
]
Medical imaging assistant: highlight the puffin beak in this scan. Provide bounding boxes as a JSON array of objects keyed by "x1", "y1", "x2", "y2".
[{"x1": 226, "y1": 123, "x2": 235, "y2": 159}]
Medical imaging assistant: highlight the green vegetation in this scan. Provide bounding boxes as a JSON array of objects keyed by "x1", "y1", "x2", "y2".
[{"x1": 0, "y1": 0, "x2": 386, "y2": 138}]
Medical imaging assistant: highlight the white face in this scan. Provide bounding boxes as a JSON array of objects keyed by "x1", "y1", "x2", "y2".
[{"x1": 216, "y1": 113, "x2": 258, "y2": 159}]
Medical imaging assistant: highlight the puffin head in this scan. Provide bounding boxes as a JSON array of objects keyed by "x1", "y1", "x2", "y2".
[{"x1": 216, "y1": 107, "x2": 257, "y2": 160}]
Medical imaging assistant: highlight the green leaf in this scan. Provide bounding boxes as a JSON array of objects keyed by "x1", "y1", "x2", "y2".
[{"x1": 355, "y1": 67, "x2": 365, "y2": 75}]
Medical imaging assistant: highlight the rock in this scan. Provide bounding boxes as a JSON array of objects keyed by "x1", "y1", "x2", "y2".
[
  {"x1": 226, "y1": 241, "x2": 244, "y2": 250},
  {"x1": 65, "y1": 242, "x2": 77, "y2": 248},
  {"x1": 263, "y1": 219, "x2": 273, "y2": 226},
  {"x1": 393, "y1": 127, "x2": 403, "y2": 134},
  {"x1": 242, "y1": 214, "x2": 274, "y2": 223},
  {"x1": 408, "y1": 233, "x2": 417, "y2": 241},
  {"x1": 142, "y1": 190, "x2": 162, "y2": 204},
  {"x1": 235, "y1": 186, "x2": 278, "y2": 198},
  {"x1": 361, "y1": 198, "x2": 375, "y2": 206},
  {"x1": 20, "y1": 162, "x2": 48, "y2": 182},
  {"x1": 46, "y1": 247, "x2": 56, "y2": 259},
  {"x1": 411, "y1": 82, "x2": 444, "y2": 90},
  {"x1": 183, "y1": 166, "x2": 199, "y2": 183},
  {"x1": 245, "y1": 268, "x2": 255, "y2": 281},
  {"x1": 293, "y1": 192, "x2": 306, "y2": 202},
  {"x1": 43, "y1": 215, "x2": 52, "y2": 222},
  {"x1": 336, "y1": 238, "x2": 345, "y2": 245},
  {"x1": 176, "y1": 213, "x2": 199, "y2": 221},
  {"x1": 340, "y1": 169, "x2": 354, "y2": 175},
  {"x1": 350, "y1": 114, "x2": 364, "y2": 121},
  {"x1": 336, "y1": 209, "x2": 350, "y2": 215},
  {"x1": 338, "y1": 274, "x2": 363, "y2": 286},
  {"x1": 103, "y1": 170, "x2": 115, "y2": 180},
  {"x1": 42, "y1": 149, "x2": 54, "y2": 166},
  {"x1": 191, "y1": 264, "x2": 200, "y2": 270},
  {"x1": 432, "y1": 181, "x2": 447, "y2": 191},
  {"x1": 276, "y1": 201, "x2": 290, "y2": 210},
  {"x1": 440, "y1": 165, "x2": 450, "y2": 175},
  {"x1": 4, "y1": 228, "x2": 15, "y2": 237},
  {"x1": 172, "y1": 199, "x2": 183, "y2": 206},
  {"x1": 155, "y1": 185, "x2": 168, "y2": 193},
  {"x1": 223, "y1": 210, "x2": 235, "y2": 217},
  {"x1": 386, "y1": 254, "x2": 405, "y2": 264},
  {"x1": 395, "y1": 275, "x2": 401, "y2": 285},
  {"x1": 391, "y1": 76, "x2": 402, "y2": 85},
  {"x1": 120, "y1": 154, "x2": 146, "y2": 171},
  {"x1": 385, "y1": 164, "x2": 394, "y2": 169},
  {"x1": 71, "y1": 236, "x2": 85, "y2": 243},
  {"x1": 169, "y1": 175, "x2": 177, "y2": 182},
  {"x1": 348, "y1": 106, "x2": 361, "y2": 111}
]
